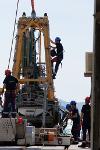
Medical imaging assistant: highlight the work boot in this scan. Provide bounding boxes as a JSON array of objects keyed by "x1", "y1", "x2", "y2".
[
  {"x1": 87, "y1": 141, "x2": 91, "y2": 148},
  {"x1": 71, "y1": 140, "x2": 79, "y2": 145},
  {"x1": 78, "y1": 141, "x2": 87, "y2": 148},
  {"x1": 71, "y1": 138, "x2": 79, "y2": 145},
  {"x1": 52, "y1": 73, "x2": 56, "y2": 79},
  {"x1": 11, "y1": 112, "x2": 17, "y2": 118}
]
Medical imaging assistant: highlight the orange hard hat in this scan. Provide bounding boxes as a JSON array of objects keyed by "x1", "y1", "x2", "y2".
[
  {"x1": 85, "y1": 96, "x2": 90, "y2": 103},
  {"x1": 5, "y1": 69, "x2": 11, "y2": 76}
]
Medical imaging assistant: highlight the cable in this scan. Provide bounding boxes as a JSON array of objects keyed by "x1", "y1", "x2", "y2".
[
  {"x1": 31, "y1": 0, "x2": 35, "y2": 11},
  {"x1": 8, "y1": 0, "x2": 20, "y2": 69}
]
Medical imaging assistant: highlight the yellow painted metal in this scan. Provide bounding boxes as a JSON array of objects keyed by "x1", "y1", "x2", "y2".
[
  {"x1": 12, "y1": 15, "x2": 55, "y2": 101},
  {"x1": 18, "y1": 78, "x2": 47, "y2": 84},
  {"x1": 12, "y1": 17, "x2": 44, "y2": 78},
  {"x1": 12, "y1": 17, "x2": 26, "y2": 78},
  {"x1": 12, "y1": 30, "x2": 23, "y2": 78},
  {"x1": 43, "y1": 15, "x2": 55, "y2": 100}
]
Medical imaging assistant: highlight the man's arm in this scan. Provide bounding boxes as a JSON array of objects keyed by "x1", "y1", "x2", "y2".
[
  {"x1": 1, "y1": 84, "x2": 6, "y2": 94},
  {"x1": 80, "y1": 112, "x2": 84, "y2": 121},
  {"x1": 50, "y1": 39, "x2": 56, "y2": 45}
]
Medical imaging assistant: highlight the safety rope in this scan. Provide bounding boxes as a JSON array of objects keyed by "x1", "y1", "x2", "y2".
[{"x1": 8, "y1": 0, "x2": 20, "y2": 69}]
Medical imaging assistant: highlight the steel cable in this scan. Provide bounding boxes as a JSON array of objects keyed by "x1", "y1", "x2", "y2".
[{"x1": 8, "y1": 0, "x2": 20, "y2": 69}]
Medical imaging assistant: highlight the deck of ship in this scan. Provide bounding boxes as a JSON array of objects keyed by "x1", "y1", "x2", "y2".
[
  {"x1": 68, "y1": 144, "x2": 91, "y2": 150},
  {"x1": 0, "y1": 146, "x2": 64, "y2": 150},
  {"x1": 0, "y1": 145, "x2": 91, "y2": 150}
]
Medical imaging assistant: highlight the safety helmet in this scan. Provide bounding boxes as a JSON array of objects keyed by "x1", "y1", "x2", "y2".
[
  {"x1": 55, "y1": 37, "x2": 61, "y2": 43},
  {"x1": 5, "y1": 69, "x2": 11, "y2": 76},
  {"x1": 70, "y1": 100, "x2": 76, "y2": 105},
  {"x1": 66, "y1": 104, "x2": 71, "y2": 110},
  {"x1": 85, "y1": 96, "x2": 90, "y2": 104}
]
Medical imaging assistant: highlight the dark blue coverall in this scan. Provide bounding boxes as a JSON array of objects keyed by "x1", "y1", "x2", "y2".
[{"x1": 3, "y1": 75, "x2": 18, "y2": 113}]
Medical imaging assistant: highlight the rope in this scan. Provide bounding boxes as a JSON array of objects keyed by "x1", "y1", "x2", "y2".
[{"x1": 8, "y1": 0, "x2": 20, "y2": 69}]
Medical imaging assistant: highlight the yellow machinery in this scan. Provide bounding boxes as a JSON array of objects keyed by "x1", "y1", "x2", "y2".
[
  {"x1": 13, "y1": 13, "x2": 54, "y2": 101},
  {"x1": 10, "y1": 1, "x2": 60, "y2": 128}
]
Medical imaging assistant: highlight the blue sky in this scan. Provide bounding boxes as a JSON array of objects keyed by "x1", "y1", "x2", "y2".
[{"x1": 0, "y1": 0, "x2": 94, "y2": 102}]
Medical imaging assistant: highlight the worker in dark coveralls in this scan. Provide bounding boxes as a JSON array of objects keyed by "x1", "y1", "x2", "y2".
[
  {"x1": 78, "y1": 96, "x2": 91, "y2": 148},
  {"x1": 2, "y1": 69, "x2": 18, "y2": 116},
  {"x1": 70, "y1": 100, "x2": 80, "y2": 144},
  {"x1": 51, "y1": 37, "x2": 64, "y2": 79}
]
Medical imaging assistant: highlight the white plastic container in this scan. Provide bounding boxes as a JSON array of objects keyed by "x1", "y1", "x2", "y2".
[{"x1": 25, "y1": 126, "x2": 35, "y2": 145}]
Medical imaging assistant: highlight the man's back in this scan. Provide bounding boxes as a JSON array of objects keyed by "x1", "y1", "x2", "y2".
[
  {"x1": 56, "y1": 43, "x2": 63, "y2": 58},
  {"x1": 81, "y1": 104, "x2": 91, "y2": 124},
  {"x1": 3, "y1": 75, "x2": 18, "y2": 90}
]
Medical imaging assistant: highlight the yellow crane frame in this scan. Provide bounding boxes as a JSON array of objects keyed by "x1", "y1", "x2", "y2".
[{"x1": 12, "y1": 14, "x2": 55, "y2": 101}]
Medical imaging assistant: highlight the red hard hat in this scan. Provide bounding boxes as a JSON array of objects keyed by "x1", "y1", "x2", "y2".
[
  {"x1": 85, "y1": 96, "x2": 90, "y2": 103},
  {"x1": 5, "y1": 69, "x2": 11, "y2": 76}
]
